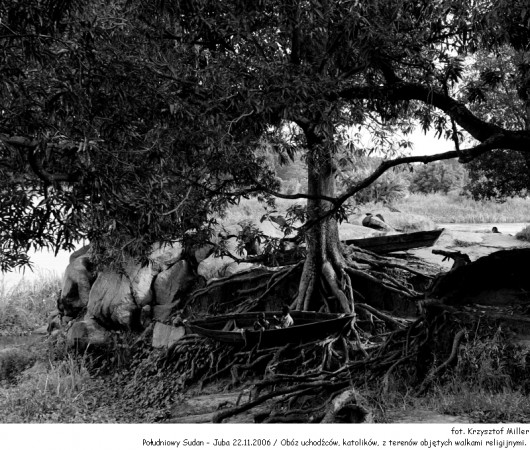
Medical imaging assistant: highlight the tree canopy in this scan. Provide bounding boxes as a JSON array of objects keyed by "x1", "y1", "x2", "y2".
[{"x1": 2, "y1": 0, "x2": 530, "y2": 283}]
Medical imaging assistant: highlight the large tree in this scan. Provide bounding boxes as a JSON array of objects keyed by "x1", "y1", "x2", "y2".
[{"x1": 2, "y1": 0, "x2": 530, "y2": 314}]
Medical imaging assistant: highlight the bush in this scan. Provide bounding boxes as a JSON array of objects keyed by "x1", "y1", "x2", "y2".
[{"x1": 516, "y1": 225, "x2": 530, "y2": 242}]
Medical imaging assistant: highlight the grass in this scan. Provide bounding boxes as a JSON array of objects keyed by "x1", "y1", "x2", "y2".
[
  {"x1": 373, "y1": 330, "x2": 530, "y2": 424},
  {"x1": 0, "y1": 271, "x2": 61, "y2": 336},
  {"x1": 395, "y1": 192, "x2": 530, "y2": 223},
  {"x1": 223, "y1": 193, "x2": 530, "y2": 226}
]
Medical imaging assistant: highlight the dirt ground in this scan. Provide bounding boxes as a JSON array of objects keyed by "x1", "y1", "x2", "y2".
[{"x1": 411, "y1": 228, "x2": 530, "y2": 270}]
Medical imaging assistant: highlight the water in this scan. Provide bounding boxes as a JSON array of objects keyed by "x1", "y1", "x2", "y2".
[{"x1": 439, "y1": 222, "x2": 528, "y2": 235}]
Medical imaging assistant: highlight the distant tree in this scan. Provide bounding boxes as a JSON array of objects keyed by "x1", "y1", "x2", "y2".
[
  {"x1": 461, "y1": 2, "x2": 530, "y2": 199},
  {"x1": 410, "y1": 160, "x2": 467, "y2": 195},
  {"x1": 337, "y1": 154, "x2": 410, "y2": 205}
]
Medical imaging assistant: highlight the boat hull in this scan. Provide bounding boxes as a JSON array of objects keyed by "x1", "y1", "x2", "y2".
[
  {"x1": 187, "y1": 311, "x2": 354, "y2": 347},
  {"x1": 343, "y1": 228, "x2": 444, "y2": 254}
]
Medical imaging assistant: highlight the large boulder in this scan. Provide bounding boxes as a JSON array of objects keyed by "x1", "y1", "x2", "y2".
[
  {"x1": 349, "y1": 210, "x2": 436, "y2": 232},
  {"x1": 87, "y1": 271, "x2": 136, "y2": 328},
  {"x1": 371, "y1": 210, "x2": 436, "y2": 232},
  {"x1": 429, "y1": 248, "x2": 530, "y2": 306},
  {"x1": 152, "y1": 322, "x2": 186, "y2": 348},
  {"x1": 59, "y1": 247, "x2": 95, "y2": 317},
  {"x1": 153, "y1": 301, "x2": 180, "y2": 323},
  {"x1": 86, "y1": 242, "x2": 184, "y2": 329},
  {"x1": 154, "y1": 260, "x2": 195, "y2": 306}
]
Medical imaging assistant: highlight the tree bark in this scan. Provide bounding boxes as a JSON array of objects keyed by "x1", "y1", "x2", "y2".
[{"x1": 295, "y1": 129, "x2": 352, "y2": 314}]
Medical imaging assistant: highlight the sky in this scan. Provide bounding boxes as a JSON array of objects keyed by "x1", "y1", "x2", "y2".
[{"x1": 408, "y1": 129, "x2": 455, "y2": 156}]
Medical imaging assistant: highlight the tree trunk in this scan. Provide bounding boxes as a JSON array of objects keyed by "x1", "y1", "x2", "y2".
[{"x1": 295, "y1": 131, "x2": 353, "y2": 314}]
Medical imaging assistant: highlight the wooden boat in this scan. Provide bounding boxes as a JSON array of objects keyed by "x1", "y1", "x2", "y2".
[
  {"x1": 186, "y1": 311, "x2": 354, "y2": 347},
  {"x1": 343, "y1": 228, "x2": 444, "y2": 254}
]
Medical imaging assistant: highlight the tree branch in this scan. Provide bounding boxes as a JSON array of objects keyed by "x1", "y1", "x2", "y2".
[
  {"x1": 300, "y1": 136, "x2": 503, "y2": 233},
  {"x1": 334, "y1": 82, "x2": 530, "y2": 151},
  {"x1": 1, "y1": 134, "x2": 80, "y2": 183}
]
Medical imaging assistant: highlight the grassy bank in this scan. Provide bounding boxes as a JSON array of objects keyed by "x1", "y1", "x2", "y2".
[
  {"x1": 0, "y1": 273, "x2": 60, "y2": 336},
  {"x1": 224, "y1": 194, "x2": 530, "y2": 226},
  {"x1": 395, "y1": 193, "x2": 530, "y2": 223}
]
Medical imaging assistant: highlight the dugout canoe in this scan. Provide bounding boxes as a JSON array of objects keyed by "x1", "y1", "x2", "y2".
[
  {"x1": 343, "y1": 228, "x2": 444, "y2": 254},
  {"x1": 186, "y1": 311, "x2": 354, "y2": 347}
]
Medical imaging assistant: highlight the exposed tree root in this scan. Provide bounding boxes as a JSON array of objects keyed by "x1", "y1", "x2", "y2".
[{"x1": 416, "y1": 329, "x2": 465, "y2": 395}]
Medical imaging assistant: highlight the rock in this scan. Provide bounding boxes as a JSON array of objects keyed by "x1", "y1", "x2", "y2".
[
  {"x1": 429, "y1": 248, "x2": 530, "y2": 306},
  {"x1": 153, "y1": 301, "x2": 180, "y2": 323},
  {"x1": 198, "y1": 255, "x2": 232, "y2": 280},
  {"x1": 152, "y1": 322, "x2": 186, "y2": 348},
  {"x1": 362, "y1": 213, "x2": 395, "y2": 231},
  {"x1": 339, "y1": 223, "x2": 378, "y2": 240},
  {"x1": 0, "y1": 347, "x2": 35, "y2": 383},
  {"x1": 222, "y1": 262, "x2": 259, "y2": 277},
  {"x1": 87, "y1": 242, "x2": 184, "y2": 328},
  {"x1": 140, "y1": 305, "x2": 152, "y2": 328},
  {"x1": 195, "y1": 244, "x2": 214, "y2": 264},
  {"x1": 87, "y1": 271, "x2": 136, "y2": 328},
  {"x1": 372, "y1": 210, "x2": 436, "y2": 232},
  {"x1": 154, "y1": 260, "x2": 195, "y2": 305},
  {"x1": 350, "y1": 210, "x2": 436, "y2": 232},
  {"x1": 59, "y1": 251, "x2": 95, "y2": 317},
  {"x1": 66, "y1": 317, "x2": 112, "y2": 350},
  {"x1": 68, "y1": 244, "x2": 91, "y2": 263},
  {"x1": 128, "y1": 261, "x2": 156, "y2": 307},
  {"x1": 149, "y1": 242, "x2": 183, "y2": 271},
  {"x1": 46, "y1": 310, "x2": 62, "y2": 333}
]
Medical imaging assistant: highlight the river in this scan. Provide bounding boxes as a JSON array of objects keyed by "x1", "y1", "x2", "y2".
[{"x1": 439, "y1": 222, "x2": 528, "y2": 235}]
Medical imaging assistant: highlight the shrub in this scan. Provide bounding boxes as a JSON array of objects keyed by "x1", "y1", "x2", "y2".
[{"x1": 516, "y1": 225, "x2": 530, "y2": 242}]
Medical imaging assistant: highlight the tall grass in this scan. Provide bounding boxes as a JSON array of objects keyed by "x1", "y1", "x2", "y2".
[
  {"x1": 374, "y1": 330, "x2": 530, "y2": 423},
  {"x1": 224, "y1": 194, "x2": 530, "y2": 225},
  {"x1": 395, "y1": 193, "x2": 530, "y2": 223},
  {"x1": 0, "y1": 272, "x2": 61, "y2": 336},
  {"x1": 0, "y1": 353, "x2": 117, "y2": 423}
]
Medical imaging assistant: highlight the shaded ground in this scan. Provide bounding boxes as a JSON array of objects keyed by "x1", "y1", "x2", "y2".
[{"x1": 411, "y1": 228, "x2": 530, "y2": 270}]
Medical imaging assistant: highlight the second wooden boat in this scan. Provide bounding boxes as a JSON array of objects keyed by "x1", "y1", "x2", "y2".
[{"x1": 343, "y1": 228, "x2": 444, "y2": 254}]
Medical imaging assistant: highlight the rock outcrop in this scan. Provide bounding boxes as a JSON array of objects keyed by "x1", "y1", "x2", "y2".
[{"x1": 58, "y1": 247, "x2": 95, "y2": 317}]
